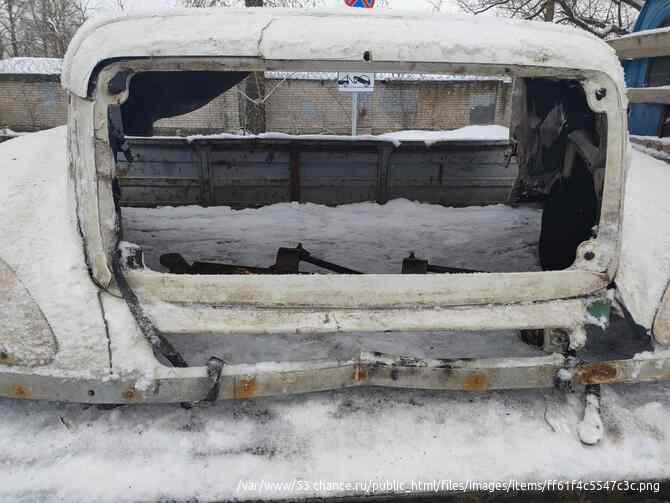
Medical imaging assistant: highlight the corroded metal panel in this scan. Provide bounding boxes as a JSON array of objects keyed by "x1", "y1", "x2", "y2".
[
  {"x1": 117, "y1": 137, "x2": 517, "y2": 208},
  {"x1": 4, "y1": 349, "x2": 670, "y2": 403}
]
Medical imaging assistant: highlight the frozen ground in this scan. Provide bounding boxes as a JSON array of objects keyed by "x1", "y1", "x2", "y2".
[
  {"x1": 1, "y1": 129, "x2": 670, "y2": 502},
  {"x1": 2, "y1": 380, "x2": 670, "y2": 502}
]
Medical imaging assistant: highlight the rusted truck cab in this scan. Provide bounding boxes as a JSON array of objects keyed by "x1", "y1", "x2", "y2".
[{"x1": 2, "y1": 9, "x2": 670, "y2": 405}]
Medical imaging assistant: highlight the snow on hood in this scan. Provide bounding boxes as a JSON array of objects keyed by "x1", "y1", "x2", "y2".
[{"x1": 62, "y1": 8, "x2": 624, "y2": 98}]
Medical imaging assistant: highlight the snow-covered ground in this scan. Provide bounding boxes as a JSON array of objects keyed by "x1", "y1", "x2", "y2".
[
  {"x1": 122, "y1": 197, "x2": 539, "y2": 275},
  {"x1": 2, "y1": 381, "x2": 669, "y2": 501},
  {"x1": 1, "y1": 128, "x2": 669, "y2": 502}
]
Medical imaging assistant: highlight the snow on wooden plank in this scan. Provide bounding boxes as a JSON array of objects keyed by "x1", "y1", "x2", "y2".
[
  {"x1": 627, "y1": 86, "x2": 670, "y2": 104},
  {"x1": 610, "y1": 26, "x2": 670, "y2": 59}
]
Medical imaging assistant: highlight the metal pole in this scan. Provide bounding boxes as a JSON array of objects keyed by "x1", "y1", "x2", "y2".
[{"x1": 351, "y1": 92, "x2": 358, "y2": 136}]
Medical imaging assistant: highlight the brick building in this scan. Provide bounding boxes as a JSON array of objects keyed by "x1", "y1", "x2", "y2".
[
  {"x1": 0, "y1": 59, "x2": 512, "y2": 135},
  {"x1": 264, "y1": 73, "x2": 512, "y2": 135},
  {"x1": 0, "y1": 59, "x2": 67, "y2": 132},
  {"x1": 154, "y1": 91, "x2": 242, "y2": 136}
]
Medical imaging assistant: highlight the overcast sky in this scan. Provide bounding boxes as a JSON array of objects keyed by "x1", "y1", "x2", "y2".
[{"x1": 94, "y1": 0, "x2": 461, "y2": 15}]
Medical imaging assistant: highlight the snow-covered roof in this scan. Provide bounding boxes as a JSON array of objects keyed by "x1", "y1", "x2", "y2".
[
  {"x1": 0, "y1": 57, "x2": 62, "y2": 75},
  {"x1": 62, "y1": 8, "x2": 624, "y2": 98}
]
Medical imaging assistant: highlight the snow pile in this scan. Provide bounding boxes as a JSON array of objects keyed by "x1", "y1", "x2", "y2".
[
  {"x1": 186, "y1": 131, "x2": 405, "y2": 145},
  {"x1": 630, "y1": 134, "x2": 670, "y2": 145},
  {"x1": 0, "y1": 57, "x2": 62, "y2": 75},
  {"x1": 186, "y1": 126, "x2": 510, "y2": 146},
  {"x1": 630, "y1": 135, "x2": 670, "y2": 162},
  {"x1": 380, "y1": 125, "x2": 509, "y2": 144},
  {"x1": 0, "y1": 128, "x2": 25, "y2": 138}
]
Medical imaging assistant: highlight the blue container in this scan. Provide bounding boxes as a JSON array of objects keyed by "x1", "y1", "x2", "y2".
[{"x1": 626, "y1": 0, "x2": 670, "y2": 135}]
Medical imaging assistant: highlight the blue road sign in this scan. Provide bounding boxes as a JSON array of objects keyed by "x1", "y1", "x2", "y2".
[{"x1": 345, "y1": 0, "x2": 376, "y2": 8}]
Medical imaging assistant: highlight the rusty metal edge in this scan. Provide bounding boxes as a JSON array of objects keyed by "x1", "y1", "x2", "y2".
[{"x1": 2, "y1": 351, "x2": 670, "y2": 404}]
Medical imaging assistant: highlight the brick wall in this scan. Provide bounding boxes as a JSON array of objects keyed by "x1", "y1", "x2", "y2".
[
  {"x1": 0, "y1": 75, "x2": 67, "y2": 132},
  {"x1": 0, "y1": 74, "x2": 512, "y2": 135},
  {"x1": 265, "y1": 78, "x2": 512, "y2": 135},
  {"x1": 0, "y1": 73, "x2": 243, "y2": 135},
  {"x1": 154, "y1": 88, "x2": 242, "y2": 135}
]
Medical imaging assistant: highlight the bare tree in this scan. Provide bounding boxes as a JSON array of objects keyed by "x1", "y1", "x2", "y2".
[
  {"x1": 455, "y1": 0, "x2": 639, "y2": 37},
  {"x1": 0, "y1": 0, "x2": 90, "y2": 57},
  {"x1": 0, "y1": 0, "x2": 27, "y2": 56},
  {"x1": 425, "y1": 0, "x2": 446, "y2": 11}
]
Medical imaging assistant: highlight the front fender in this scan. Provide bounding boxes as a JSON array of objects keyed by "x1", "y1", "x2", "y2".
[{"x1": 0, "y1": 128, "x2": 111, "y2": 373}]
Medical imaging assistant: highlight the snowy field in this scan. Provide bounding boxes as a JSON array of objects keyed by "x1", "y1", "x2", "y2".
[{"x1": 1, "y1": 129, "x2": 670, "y2": 502}]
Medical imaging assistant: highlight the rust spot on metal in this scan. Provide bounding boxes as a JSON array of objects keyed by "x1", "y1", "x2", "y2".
[
  {"x1": 390, "y1": 368, "x2": 400, "y2": 381},
  {"x1": 578, "y1": 363, "x2": 619, "y2": 384},
  {"x1": 235, "y1": 377, "x2": 257, "y2": 399},
  {"x1": 0, "y1": 351, "x2": 17, "y2": 366},
  {"x1": 10, "y1": 384, "x2": 31, "y2": 399},
  {"x1": 122, "y1": 387, "x2": 139, "y2": 401},
  {"x1": 463, "y1": 372, "x2": 489, "y2": 391},
  {"x1": 353, "y1": 364, "x2": 368, "y2": 382}
]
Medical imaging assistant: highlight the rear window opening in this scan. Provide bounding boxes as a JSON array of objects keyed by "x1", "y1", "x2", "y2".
[
  {"x1": 122, "y1": 201, "x2": 542, "y2": 274},
  {"x1": 109, "y1": 70, "x2": 606, "y2": 276}
]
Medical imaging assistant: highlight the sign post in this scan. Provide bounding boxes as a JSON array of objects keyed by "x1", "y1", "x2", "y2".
[
  {"x1": 337, "y1": 72, "x2": 375, "y2": 136},
  {"x1": 351, "y1": 93, "x2": 359, "y2": 136}
]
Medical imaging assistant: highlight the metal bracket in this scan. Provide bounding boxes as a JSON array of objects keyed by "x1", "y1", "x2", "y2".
[
  {"x1": 401, "y1": 253, "x2": 483, "y2": 274},
  {"x1": 160, "y1": 244, "x2": 363, "y2": 275},
  {"x1": 578, "y1": 384, "x2": 604, "y2": 445},
  {"x1": 204, "y1": 357, "x2": 225, "y2": 402},
  {"x1": 112, "y1": 247, "x2": 188, "y2": 368}
]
